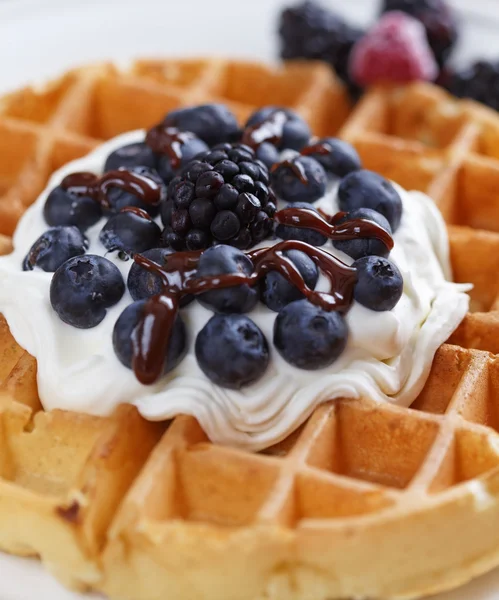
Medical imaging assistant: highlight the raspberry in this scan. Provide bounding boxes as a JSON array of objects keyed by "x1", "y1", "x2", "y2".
[
  {"x1": 349, "y1": 11, "x2": 438, "y2": 87},
  {"x1": 164, "y1": 144, "x2": 275, "y2": 251},
  {"x1": 380, "y1": 0, "x2": 458, "y2": 68}
]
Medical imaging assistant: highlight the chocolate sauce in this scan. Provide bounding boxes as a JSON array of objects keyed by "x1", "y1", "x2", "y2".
[
  {"x1": 120, "y1": 206, "x2": 154, "y2": 221},
  {"x1": 271, "y1": 158, "x2": 308, "y2": 184},
  {"x1": 61, "y1": 168, "x2": 163, "y2": 209},
  {"x1": 130, "y1": 240, "x2": 357, "y2": 384},
  {"x1": 145, "y1": 125, "x2": 197, "y2": 169},
  {"x1": 274, "y1": 207, "x2": 394, "y2": 251},
  {"x1": 300, "y1": 141, "x2": 332, "y2": 157},
  {"x1": 242, "y1": 109, "x2": 288, "y2": 149}
]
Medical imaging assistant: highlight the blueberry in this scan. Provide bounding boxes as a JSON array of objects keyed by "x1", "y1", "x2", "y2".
[
  {"x1": 50, "y1": 255, "x2": 125, "y2": 328},
  {"x1": 113, "y1": 299, "x2": 187, "y2": 375},
  {"x1": 333, "y1": 208, "x2": 392, "y2": 260},
  {"x1": 23, "y1": 226, "x2": 88, "y2": 272},
  {"x1": 353, "y1": 256, "x2": 403, "y2": 311},
  {"x1": 275, "y1": 202, "x2": 327, "y2": 246},
  {"x1": 156, "y1": 137, "x2": 209, "y2": 183},
  {"x1": 163, "y1": 103, "x2": 239, "y2": 146},
  {"x1": 106, "y1": 166, "x2": 166, "y2": 217},
  {"x1": 99, "y1": 210, "x2": 161, "y2": 254},
  {"x1": 128, "y1": 248, "x2": 172, "y2": 301},
  {"x1": 256, "y1": 142, "x2": 280, "y2": 169},
  {"x1": 338, "y1": 170, "x2": 403, "y2": 232},
  {"x1": 271, "y1": 156, "x2": 327, "y2": 203},
  {"x1": 245, "y1": 107, "x2": 310, "y2": 151},
  {"x1": 104, "y1": 142, "x2": 157, "y2": 172},
  {"x1": 304, "y1": 138, "x2": 361, "y2": 178},
  {"x1": 196, "y1": 245, "x2": 258, "y2": 313},
  {"x1": 43, "y1": 186, "x2": 102, "y2": 231},
  {"x1": 195, "y1": 314, "x2": 269, "y2": 389},
  {"x1": 273, "y1": 299, "x2": 348, "y2": 369},
  {"x1": 261, "y1": 249, "x2": 319, "y2": 312}
]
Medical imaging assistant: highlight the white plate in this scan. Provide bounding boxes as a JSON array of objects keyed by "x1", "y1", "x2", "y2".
[{"x1": 1, "y1": 0, "x2": 499, "y2": 598}]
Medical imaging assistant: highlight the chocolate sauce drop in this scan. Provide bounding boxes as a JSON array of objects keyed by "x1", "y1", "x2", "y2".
[
  {"x1": 274, "y1": 207, "x2": 394, "y2": 252},
  {"x1": 271, "y1": 158, "x2": 308, "y2": 184},
  {"x1": 242, "y1": 109, "x2": 288, "y2": 149},
  {"x1": 61, "y1": 168, "x2": 163, "y2": 209},
  {"x1": 145, "y1": 125, "x2": 197, "y2": 169}
]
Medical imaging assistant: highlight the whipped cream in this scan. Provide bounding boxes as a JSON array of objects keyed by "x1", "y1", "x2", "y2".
[{"x1": 0, "y1": 130, "x2": 471, "y2": 451}]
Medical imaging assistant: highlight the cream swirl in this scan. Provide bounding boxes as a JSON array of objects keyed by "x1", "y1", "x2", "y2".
[{"x1": 0, "y1": 130, "x2": 470, "y2": 451}]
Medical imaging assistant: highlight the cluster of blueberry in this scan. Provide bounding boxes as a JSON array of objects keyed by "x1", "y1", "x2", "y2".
[{"x1": 22, "y1": 102, "x2": 405, "y2": 389}]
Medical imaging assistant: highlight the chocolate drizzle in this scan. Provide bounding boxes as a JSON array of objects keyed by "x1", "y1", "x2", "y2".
[
  {"x1": 145, "y1": 125, "x2": 197, "y2": 169},
  {"x1": 274, "y1": 207, "x2": 394, "y2": 252},
  {"x1": 120, "y1": 206, "x2": 154, "y2": 221},
  {"x1": 242, "y1": 109, "x2": 288, "y2": 149},
  {"x1": 131, "y1": 240, "x2": 358, "y2": 384},
  {"x1": 301, "y1": 141, "x2": 332, "y2": 157},
  {"x1": 60, "y1": 169, "x2": 163, "y2": 209},
  {"x1": 271, "y1": 157, "x2": 308, "y2": 184}
]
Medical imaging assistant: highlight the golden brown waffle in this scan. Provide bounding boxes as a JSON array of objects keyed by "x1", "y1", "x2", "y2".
[{"x1": 0, "y1": 59, "x2": 499, "y2": 600}]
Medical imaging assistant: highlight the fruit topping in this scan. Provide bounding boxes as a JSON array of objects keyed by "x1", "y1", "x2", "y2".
[
  {"x1": 338, "y1": 170, "x2": 403, "y2": 232},
  {"x1": 195, "y1": 245, "x2": 259, "y2": 314},
  {"x1": 104, "y1": 142, "x2": 157, "y2": 172},
  {"x1": 243, "y1": 107, "x2": 311, "y2": 151},
  {"x1": 446, "y1": 61, "x2": 499, "y2": 111},
  {"x1": 271, "y1": 155, "x2": 327, "y2": 203},
  {"x1": 278, "y1": 1, "x2": 364, "y2": 91},
  {"x1": 99, "y1": 207, "x2": 161, "y2": 255},
  {"x1": 349, "y1": 11, "x2": 438, "y2": 86},
  {"x1": 261, "y1": 248, "x2": 318, "y2": 312},
  {"x1": 113, "y1": 299, "x2": 187, "y2": 375},
  {"x1": 127, "y1": 247, "x2": 193, "y2": 307},
  {"x1": 380, "y1": 0, "x2": 458, "y2": 68},
  {"x1": 273, "y1": 299, "x2": 348, "y2": 369},
  {"x1": 23, "y1": 226, "x2": 88, "y2": 272},
  {"x1": 275, "y1": 202, "x2": 327, "y2": 246},
  {"x1": 50, "y1": 255, "x2": 125, "y2": 328},
  {"x1": 353, "y1": 255, "x2": 403, "y2": 311},
  {"x1": 145, "y1": 125, "x2": 209, "y2": 183},
  {"x1": 301, "y1": 137, "x2": 362, "y2": 179},
  {"x1": 43, "y1": 186, "x2": 102, "y2": 231},
  {"x1": 60, "y1": 167, "x2": 165, "y2": 213},
  {"x1": 332, "y1": 208, "x2": 392, "y2": 259},
  {"x1": 162, "y1": 103, "x2": 240, "y2": 147},
  {"x1": 164, "y1": 143, "x2": 275, "y2": 251},
  {"x1": 195, "y1": 314, "x2": 270, "y2": 389}
]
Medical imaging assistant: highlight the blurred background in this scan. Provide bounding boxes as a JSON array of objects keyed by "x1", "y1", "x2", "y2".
[{"x1": 1, "y1": 0, "x2": 499, "y2": 94}]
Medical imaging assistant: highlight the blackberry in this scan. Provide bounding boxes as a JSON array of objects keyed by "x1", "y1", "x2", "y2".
[
  {"x1": 278, "y1": 1, "x2": 364, "y2": 95},
  {"x1": 165, "y1": 143, "x2": 275, "y2": 250},
  {"x1": 380, "y1": 0, "x2": 459, "y2": 68},
  {"x1": 446, "y1": 61, "x2": 499, "y2": 112}
]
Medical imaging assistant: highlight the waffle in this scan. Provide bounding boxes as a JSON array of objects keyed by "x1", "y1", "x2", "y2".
[{"x1": 0, "y1": 58, "x2": 498, "y2": 600}]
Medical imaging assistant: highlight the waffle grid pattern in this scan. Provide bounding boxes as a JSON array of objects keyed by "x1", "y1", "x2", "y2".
[{"x1": 0, "y1": 59, "x2": 498, "y2": 599}]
